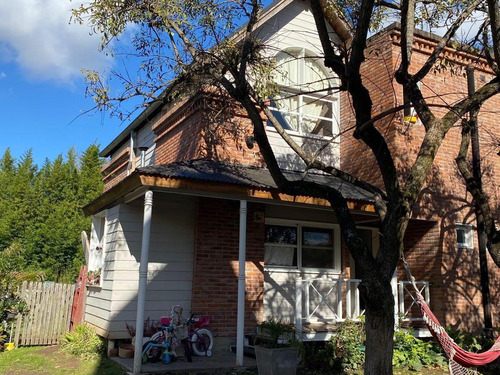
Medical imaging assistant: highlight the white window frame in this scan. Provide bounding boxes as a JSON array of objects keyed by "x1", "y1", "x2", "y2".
[
  {"x1": 264, "y1": 218, "x2": 341, "y2": 273},
  {"x1": 455, "y1": 223, "x2": 473, "y2": 249},
  {"x1": 269, "y1": 48, "x2": 340, "y2": 139}
]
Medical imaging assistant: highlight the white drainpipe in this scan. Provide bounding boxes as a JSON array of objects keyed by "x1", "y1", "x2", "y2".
[
  {"x1": 133, "y1": 190, "x2": 154, "y2": 374},
  {"x1": 126, "y1": 131, "x2": 134, "y2": 176},
  {"x1": 236, "y1": 200, "x2": 247, "y2": 366}
]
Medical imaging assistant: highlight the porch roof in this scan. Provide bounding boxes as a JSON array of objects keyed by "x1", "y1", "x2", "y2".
[{"x1": 83, "y1": 159, "x2": 377, "y2": 216}]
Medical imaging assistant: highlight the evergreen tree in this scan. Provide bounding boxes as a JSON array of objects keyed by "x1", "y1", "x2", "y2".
[{"x1": 0, "y1": 145, "x2": 104, "y2": 282}]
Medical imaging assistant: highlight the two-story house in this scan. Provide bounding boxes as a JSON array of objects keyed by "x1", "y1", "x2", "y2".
[{"x1": 82, "y1": 0, "x2": 500, "y2": 367}]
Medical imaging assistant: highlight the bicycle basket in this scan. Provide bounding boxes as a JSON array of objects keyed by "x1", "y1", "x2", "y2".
[{"x1": 174, "y1": 325, "x2": 189, "y2": 340}]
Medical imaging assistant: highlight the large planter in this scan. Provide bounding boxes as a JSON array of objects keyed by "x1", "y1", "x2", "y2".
[{"x1": 255, "y1": 345, "x2": 299, "y2": 375}]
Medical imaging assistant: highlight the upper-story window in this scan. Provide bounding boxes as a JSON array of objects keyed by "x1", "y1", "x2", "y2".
[{"x1": 269, "y1": 49, "x2": 339, "y2": 138}]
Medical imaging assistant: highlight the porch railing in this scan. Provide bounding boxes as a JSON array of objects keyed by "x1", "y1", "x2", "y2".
[
  {"x1": 294, "y1": 277, "x2": 429, "y2": 333},
  {"x1": 398, "y1": 280, "x2": 430, "y2": 322}
]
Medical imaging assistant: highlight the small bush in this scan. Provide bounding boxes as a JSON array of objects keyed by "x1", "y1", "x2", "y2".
[
  {"x1": 327, "y1": 318, "x2": 365, "y2": 371},
  {"x1": 445, "y1": 326, "x2": 494, "y2": 352},
  {"x1": 61, "y1": 324, "x2": 105, "y2": 358},
  {"x1": 393, "y1": 329, "x2": 446, "y2": 371},
  {"x1": 258, "y1": 319, "x2": 295, "y2": 348}
]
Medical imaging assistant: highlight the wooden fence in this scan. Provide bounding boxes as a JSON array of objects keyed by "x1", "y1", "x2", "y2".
[{"x1": 14, "y1": 281, "x2": 75, "y2": 347}]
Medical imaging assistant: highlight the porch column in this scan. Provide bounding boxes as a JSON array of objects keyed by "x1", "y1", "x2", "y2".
[
  {"x1": 236, "y1": 200, "x2": 247, "y2": 366},
  {"x1": 133, "y1": 190, "x2": 154, "y2": 374},
  {"x1": 391, "y1": 269, "x2": 398, "y2": 329}
]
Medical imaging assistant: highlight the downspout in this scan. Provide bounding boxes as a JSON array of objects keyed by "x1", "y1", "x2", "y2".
[
  {"x1": 236, "y1": 200, "x2": 247, "y2": 366},
  {"x1": 133, "y1": 190, "x2": 154, "y2": 374},
  {"x1": 126, "y1": 131, "x2": 134, "y2": 176}
]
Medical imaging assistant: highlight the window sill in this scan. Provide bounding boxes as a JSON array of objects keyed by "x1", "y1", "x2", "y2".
[
  {"x1": 86, "y1": 284, "x2": 102, "y2": 290},
  {"x1": 266, "y1": 127, "x2": 336, "y2": 142},
  {"x1": 264, "y1": 267, "x2": 341, "y2": 275}
]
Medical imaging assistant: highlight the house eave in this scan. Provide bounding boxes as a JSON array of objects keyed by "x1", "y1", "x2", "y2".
[{"x1": 82, "y1": 172, "x2": 376, "y2": 216}]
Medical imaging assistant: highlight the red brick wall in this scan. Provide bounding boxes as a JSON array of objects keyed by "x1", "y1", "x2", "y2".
[
  {"x1": 191, "y1": 198, "x2": 265, "y2": 337},
  {"x1": 340, "y1": 26, "x2": 500, "y2": 331},
  {"x1": 153, "y1": 94, "x2": 264, "y2": 167}
]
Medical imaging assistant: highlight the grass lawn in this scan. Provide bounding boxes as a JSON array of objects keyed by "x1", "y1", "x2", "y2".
[
  {"x1": 0, "y1": 346, "x2": 124, "y2": 375},
  {"x1": 0, "y1": 346, "x2": 450, "y2": 375}
]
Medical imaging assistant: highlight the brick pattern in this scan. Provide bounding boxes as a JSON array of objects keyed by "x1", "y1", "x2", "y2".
[
  {"x1": 191, "y1": 198, "x2": 265, "y2": 337},
  {"x1": 153, "y1": 94, "x2": 264, "y2": 167},
  {"x1": 340, "y1": 27, "x2": 500, "y2": 331}
]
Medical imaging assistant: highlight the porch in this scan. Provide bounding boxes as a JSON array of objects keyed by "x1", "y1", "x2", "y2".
[{"x1": 112, "y1": 348, "x2": 257, "y2": 374}]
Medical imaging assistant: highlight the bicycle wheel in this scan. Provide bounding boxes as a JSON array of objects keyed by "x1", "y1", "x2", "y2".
[
  {"x1": 191, "y1": 328, "x2": 214, "y2": 356},
  {"x1": 142, "y1": 340, "x2": 162, "y2": 363}
]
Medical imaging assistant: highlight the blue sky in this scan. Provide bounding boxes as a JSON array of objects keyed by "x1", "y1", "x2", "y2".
[{"x1": 0, "y1": 1, "x2": 127, "y2": 166}]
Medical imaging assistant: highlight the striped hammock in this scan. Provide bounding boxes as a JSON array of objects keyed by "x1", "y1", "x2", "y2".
[
  {"x1": 402, "y1": 257, "x2": 500, "y2": 375},
  {"x1": 415, "y1": 292, "x2": 500, "y2": 374}
]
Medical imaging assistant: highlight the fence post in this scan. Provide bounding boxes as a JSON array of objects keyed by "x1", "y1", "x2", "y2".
[
  {"x1": 295, "y1": 277, "x2": 302, "y2": 338},
  {"x1": 14, "y1": 281, "x2": 27, "y2": 348}
]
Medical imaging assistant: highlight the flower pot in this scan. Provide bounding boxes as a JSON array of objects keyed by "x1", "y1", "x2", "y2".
[
  {"x1": 119, "y1": 344, "x2": 135, "y2": 358},
  {"x1": 255, "y1": 345, "x2": 299, "y2": 375}
]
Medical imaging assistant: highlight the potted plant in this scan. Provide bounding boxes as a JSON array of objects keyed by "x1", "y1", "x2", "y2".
[{"x1": 254, "y1": 319, "x2": 301, "y2": 375}]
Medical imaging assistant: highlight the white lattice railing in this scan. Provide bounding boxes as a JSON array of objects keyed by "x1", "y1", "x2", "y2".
[
  {"x1": 294, "y1": 277, "x2": 429, "y2": 333},
  {"x1": 398, "y1": 280, "x2": 430, "y2": 322}
]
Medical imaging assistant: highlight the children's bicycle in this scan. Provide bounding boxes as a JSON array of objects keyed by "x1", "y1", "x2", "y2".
[
  {"x1": 141, "y1": 316, "x2": 192, "y2": 364},
  {"x1": 185, "y1": 313, "x2": 214, "y2": 357},
  {"x1": 142, "y1": 305, "x2": 214, "y2": 364}
]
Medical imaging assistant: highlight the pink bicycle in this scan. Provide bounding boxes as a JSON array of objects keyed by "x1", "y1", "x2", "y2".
[
  {"x1": 185, "y1": 313, "x2": 214, "y2": 357},
  {"x1": 144, "y1": 305, "x2": 214, "y2": 363}
]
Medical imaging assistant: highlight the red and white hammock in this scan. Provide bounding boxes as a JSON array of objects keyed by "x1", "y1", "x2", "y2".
[
  {"x1": 415, "y1": 292, "x2": 500, "y2": 374},
  {"x1": 403, "y1": 259, "x2": 500, "y2": 374}
]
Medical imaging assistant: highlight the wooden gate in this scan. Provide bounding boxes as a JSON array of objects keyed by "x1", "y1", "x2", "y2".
[
  {"x1": 70, "y1": 266, "x2": 87, "y2": 331},
  {"x1": 14, "y1": 281, "x2": 75, "y2": 347}
]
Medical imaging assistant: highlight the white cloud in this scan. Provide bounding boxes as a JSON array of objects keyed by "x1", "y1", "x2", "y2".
[
  {"x1": 0, "y1": 72, "x2": 6, "y2": 78},
  {"x1": 0, "y1": 0, "x2": 112, "y2": 84}
]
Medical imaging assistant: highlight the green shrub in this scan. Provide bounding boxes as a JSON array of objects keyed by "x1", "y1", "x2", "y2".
[
  {"x1": 445, "y1": 327, "x2": 494, "y2": 352},
  {"x1": 326, "y1": 318, "x2": 365, "y2": 371},
  {"x1": 257, "y1": 319, "x2": 295, "y2": 348},
  {"x1": 393, "y1": 329, "x2": 446, "y2": 371},
  {"x1": 61, "y1": 324, "x2": 105, "y2": 358}
]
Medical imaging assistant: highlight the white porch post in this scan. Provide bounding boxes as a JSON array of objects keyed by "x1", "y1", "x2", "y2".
[
  {"x1": 295, "y1": 277, "x2": 302, "y2": 338},
  {"x1": 133, "y1": 190, "x2": 154, "y2": 374},
  {"x1": 391, "y1": 268, "x2": 398, "y2": 329},
  {"x1": 236, "y1": 200, "x2": 247, "y2": 366}
]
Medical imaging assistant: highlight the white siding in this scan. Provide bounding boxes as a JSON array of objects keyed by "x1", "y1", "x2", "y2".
[
  {"x1": 85, "y1": 194, "x2": 196, "y2": 339},
  {"x1": 136, "y1": 123, "x2": 156, "y2": 166},
  {"x1": 255, "y1": 1, "x2": 341, "y2": 170}
]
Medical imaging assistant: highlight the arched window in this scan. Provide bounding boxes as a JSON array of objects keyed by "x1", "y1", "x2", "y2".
[{"x1": 269, "y1": 49, "x2": 339, "y2": 137}]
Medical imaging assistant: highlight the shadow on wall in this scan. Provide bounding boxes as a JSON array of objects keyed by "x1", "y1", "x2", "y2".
[{"x1": 407, "y1": 162, "x2": 500, "y2": 332}]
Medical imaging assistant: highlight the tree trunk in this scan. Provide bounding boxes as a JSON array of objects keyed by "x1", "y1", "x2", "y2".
[{"x1": 362, "y1": 276, "x2": 395, "y2": 375}]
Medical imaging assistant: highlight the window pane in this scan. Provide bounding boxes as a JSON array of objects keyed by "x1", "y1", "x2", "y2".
[
  {"x1": 303, "y1": 227, "x2": 333, "y2": 246},
  {"x1": 302, "y1": 248, "x2": 334, "y2": 268},
  {"x1": 456, "y1": 228, "x2": 466, "y2": 246},
  {"x1": 266, "y1": 225, "x2": 297, "y2": 245},
  {"x1": 276, "y1": 52, "x2": 299, "y2": 86},
  {"x1": 304, "y1": 57, "x2": 330, "y2": 90},
  {"x1": 301, "y1": 97, "x2": 333, "y2": 136},
  {"x1": 265, "y1": 246, "x2": 297, "y2": 266},
  {"x1": 302, "y1": 117, "x2": 333, "y2": 136}
]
